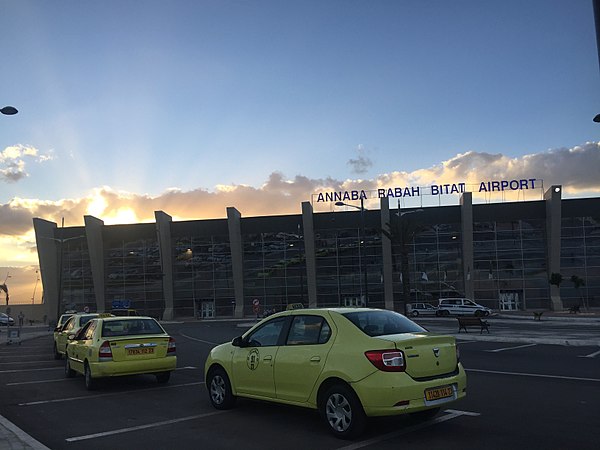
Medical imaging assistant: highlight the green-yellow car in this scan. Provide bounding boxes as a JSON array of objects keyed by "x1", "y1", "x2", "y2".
[
  {"x1": 65, "y1": 316, "x2": 176, "y2": 390},
  {"x1": 204, "y1": 308, "x2": 466, "y2": 439},
  {"x1": 53, "y1": 313, "x2": 105, "y2": 360}
]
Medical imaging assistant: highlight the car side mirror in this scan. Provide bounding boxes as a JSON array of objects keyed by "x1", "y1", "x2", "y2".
[
  {"x1": 54, "y1": 326, "x2": 60, "y2": 332},
  {"x1": 232, "y1": 336, "x2": 245, "y2": 347},
  {"x1": 68, "y1": 334, "x2": 76, "y2": 341}
]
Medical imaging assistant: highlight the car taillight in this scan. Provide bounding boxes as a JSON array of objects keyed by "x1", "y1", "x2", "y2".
[
  {"x1": 365, "y1": 350, "x2": 406, "y2": 372},
  {"x1": 167, "y1": 337, "x2": 176, "y2": 354},
  {"x1": 99, "y1": 341, "x2": 113, "y2": 361}
]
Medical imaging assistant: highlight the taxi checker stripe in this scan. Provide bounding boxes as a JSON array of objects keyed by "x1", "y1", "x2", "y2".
[{"x1": 66, "y1": 411, "x2": 227, "y2": 442}]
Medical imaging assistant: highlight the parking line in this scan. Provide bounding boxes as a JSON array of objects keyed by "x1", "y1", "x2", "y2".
[
  {"x1": 336, "y1": 409, "x2": 480, "y2": 450},
  {"x1": 484, "y1": 343, "x2": 537, "y2": 353},
  {"x1": 19, "y1": 381, "x2": 205, "y2": 406},
  {"x1": 65, "y1": 411, "x2": 226, "y2": 442},
  {"x1": 578, "y1": 349, "x2": 600, "y2": 358},
  {"x1": 0, "y1": 367, "x2": 62, "y2": 374},
  {"x1": 466, "y1": 368, "x2": 600, "y2": 382},
  {"x1": 7, "y1": 378, "x2": 74, "y2": 386},
  {"x1": 179, "y1": 332, "x2": 218, "y2": 345}
]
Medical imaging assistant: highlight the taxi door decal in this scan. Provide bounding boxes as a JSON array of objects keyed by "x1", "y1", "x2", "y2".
[{"x1": 247, "y1": 348, "x2": 260, "y2": 370}]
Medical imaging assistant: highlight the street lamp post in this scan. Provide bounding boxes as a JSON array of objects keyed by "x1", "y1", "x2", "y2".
[
  {"x1": 335, "y1": 200, "x2": 369, "y2": 307},
  {"x1": 1, "y1": 106, "x2": 18, "y2": 115}
]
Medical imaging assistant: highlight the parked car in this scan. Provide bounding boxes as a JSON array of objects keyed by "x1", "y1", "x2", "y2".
[
  {"x1": 0, "y1": 313, "x2": 14, "y2": 326},
  {"x1": 65, "y1": 316, "x2": 176, "y2": 390},
  {"x1": 437, "y1": 298, "x2": 492, "y2": 317},
  {"x1": 110, "y1": 309, "x2": 139, "y2": 316},
  {"x1": 53, "y1": 313, "x2": 110, "y2": 360},
  {"x1": 406, "y1": 302, "x2": 439, "y2": 317},
  {"x1": 205, "y1": 308, "x2": 466, "y2": 438}
]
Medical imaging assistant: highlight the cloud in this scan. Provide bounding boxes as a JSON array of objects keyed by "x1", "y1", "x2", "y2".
[
  {"x1": 0, "y1": 141, "x2": 599, "y2": 245},
  {"x1": 347, "y1": 144, "x2": 373, "y2": 174},
  {"x1": 0, "y1": 145, "x2": 54, "y2": 183}
]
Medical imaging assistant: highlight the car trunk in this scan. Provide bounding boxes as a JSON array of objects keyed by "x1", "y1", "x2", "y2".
[
  {"x1": 378, "y1": 333, "x2": 457, "y2": 379},
  {"x1": 106, "y1": 335, "x2": 170, "y2": 362}
]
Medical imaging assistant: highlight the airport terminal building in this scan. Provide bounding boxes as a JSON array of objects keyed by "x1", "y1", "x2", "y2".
[{"x1": 33, "y1": 185, "x2": 600, "y2": 322}]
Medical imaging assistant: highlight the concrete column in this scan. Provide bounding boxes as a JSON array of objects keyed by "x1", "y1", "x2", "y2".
[
  {"x1": 155, "y1": 211, "x2": 175, "y2": 320},
  {"x1": 460, "y1": 192, "x2": 474, "y2": 300},
  {"x1": 84, "y1": 216, "x2": 106, "y2": 312},
  {"x1": 301, "y1": 202, "x2": 318, "y2": 308},
  {"x1": 33, "y1": 218, "x2": 58, "y2": 323},
  {"x1": 381, "y1": 198, "x2": 394, "y2": 311},
  {"x1": 227, "y1": 207, "x2": 245, "y2": 318},
  {"x1": 545, "y1": 185, "x2": 563, "y2": 311}
]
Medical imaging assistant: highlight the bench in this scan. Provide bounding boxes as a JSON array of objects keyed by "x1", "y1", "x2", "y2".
[
  {"x1": 533, "y1": 311, "x2": 544, "y2": 321},
  {"x1": 457, "y1": 316, "x2": 490, "y2": 334}
]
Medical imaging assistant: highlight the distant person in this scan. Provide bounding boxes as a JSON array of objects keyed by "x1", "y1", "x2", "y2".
[{"x1": 18, "y1": 311, "x2": 24, "y2": 327}]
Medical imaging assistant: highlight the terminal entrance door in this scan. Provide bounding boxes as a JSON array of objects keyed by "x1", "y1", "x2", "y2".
[
  {"x1": 499, "y1": 290, "x2": 522, "y2": 311},
  {"x1": 200, "y1": 301, "x2": 215, "y2": 319}
]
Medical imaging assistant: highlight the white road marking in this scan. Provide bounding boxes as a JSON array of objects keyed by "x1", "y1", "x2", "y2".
[
  {"x1": 179, "y1": 332, "x2": 218, "y2": 346},
  {"x1": 484, "y1": 343, "x2": 537, "y2": 352},
  {"x1": 19, "y1": 381, "x2": 205, "y2": 406},
  {"x1": 0, "y1": 360, "x2": 58, "y2": 365},
  {"x1": 578, "y1": 348, "x2": 600, "y2": 358},
  {"x1": 0, "y1": 353, "x2": 54, "y2": 358},
  {"x1": 7, "y1": 378, "x2": 74, "y2": 386},
  {"x1": 336, "y1": 410, "x2": 480, "y2": 450},
  {"x1": 466, "y1": 368, "x2": 600, "y2": 382},
  {"x1": 6, "y1": 367, "x2": 197, "y2": 385},
  {"x1": 65, "y1": 411, "x2": 226, "y2": 442},
  {"x1": 0, "y1": 367, "x2": 61, "y2": 374}
]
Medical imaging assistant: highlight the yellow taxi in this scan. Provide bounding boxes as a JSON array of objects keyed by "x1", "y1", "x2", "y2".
[
  {"x1": 205, "y1": 308, "x2": 466, "y2": 439},
  {"x1": 53, "y1": 313, "x2": 107, "y2": 360},
  {"x1": 65, "y1": 316, "x2": 176, "y2": 390}
]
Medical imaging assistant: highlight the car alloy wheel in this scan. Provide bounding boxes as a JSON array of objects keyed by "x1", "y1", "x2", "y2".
[
  {"x1": 208, "y1": 367, "x2": 236, "y2": 410},
  {"x1": 411, "y1": 310, "x2": 419, "y2": 317},
  {"x1": 321, "y1": 384, "x2": 366, "y2": 439}
]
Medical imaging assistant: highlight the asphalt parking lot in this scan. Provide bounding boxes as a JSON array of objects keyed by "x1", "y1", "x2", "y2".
[{"x1": 1, "y1": 318, "x2": 599, "y2": 450}]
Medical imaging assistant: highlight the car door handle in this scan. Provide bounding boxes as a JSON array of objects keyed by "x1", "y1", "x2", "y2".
[
  {"x1": 263, "y1": 355, "x2": 272, "y2": 361},
  {"x1": 310, "y1": 356, "x2": 321, "y2": 362}
]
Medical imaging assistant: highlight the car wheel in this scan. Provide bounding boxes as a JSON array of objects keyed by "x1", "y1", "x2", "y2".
[
  {"x1": 320, "y1": 384, "x2": 366, "y2": 439},
  {"x1": 156, "y1": 372, "x2": 171, "y2": 384},
  {"x1": 53, "y1": 343, "x2": 62, "y2": 360},
  {"x1": 410, "y1": 407, "x2": 440, "y2": 421},
  {"x1": 442, "y1": 310, "x2": 450, "y2": 317},
  {"x1": 411, "y1": 310, "x2": 419, "y2": 317},
  {"x1": 474, "y1": 310, "x2": 483, "y2": 317},
  {"x1": 64, "y1": 354, "x2": 75, "y2": 378},
  {"x1": 84, "y1": 362, "x2": 96, "y2": 390},
  {"x1": 207, "y1": 367, "x2": 236, "y2": 410}
]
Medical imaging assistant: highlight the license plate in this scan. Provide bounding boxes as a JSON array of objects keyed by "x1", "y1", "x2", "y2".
[
  {"x1": 424, "y1": 385, "x2": 454, "y2": 401},
  {"x1": 127, "y1": 347, "x2": 154, "y2": 356}
]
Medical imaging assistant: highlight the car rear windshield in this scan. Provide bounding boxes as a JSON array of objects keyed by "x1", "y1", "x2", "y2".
[
  {"x1": 101, "y1": 319, "x2": 164, "y2": 337},
  {"x1": 342, "y1": 310, "x2": 426, "y2": 336}
]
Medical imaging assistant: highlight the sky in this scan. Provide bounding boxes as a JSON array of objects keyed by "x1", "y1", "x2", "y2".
[{"x1": 1, "y1": 0, "x2": 599, "y2": 304}]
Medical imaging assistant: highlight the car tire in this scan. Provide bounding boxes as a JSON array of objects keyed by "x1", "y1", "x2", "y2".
[
  {"x1": 84, "y1": 362, "x2": 96, "y2": 390},
  {"x1": 474, "y1": 310, "x2": 483, "y2": 317},
  {"x1": 64, "y1": 354, "x2": 75, "y2": 378},
  {"x1": 410, "y1": 407, "x2": 440, "y2": 421},
  {"x1": 53, "y1": 343, "x2": 62, "y2": 360},
  {"x1": 411, "y1": 310, "x2": 419, "y2": 317},
  {"x1": 207, "y1": 367, "x2": 236, "y2": 410},
  {"x1": 320, "y1": 384, "x2": 366, "y2": 439},
  {"x1": 156, "y1": 372, "x2": 171, "y2": 384},
  {"x1": 442, "y1": 310, "x2": 450, "y2": 317}
]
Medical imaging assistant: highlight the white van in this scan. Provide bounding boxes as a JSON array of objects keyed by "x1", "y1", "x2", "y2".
[{"x1": 437, "y1": 298, "x2": 492, "y2": 317}]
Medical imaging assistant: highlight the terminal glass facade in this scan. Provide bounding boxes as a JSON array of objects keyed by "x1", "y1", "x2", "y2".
[{"x1": 60, "y1": 238, "x2": 95, "y2": 313}]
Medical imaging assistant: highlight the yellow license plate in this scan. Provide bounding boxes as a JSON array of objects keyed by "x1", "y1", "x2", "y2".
[
  {"x1": 127, "y1": 347, "x2": 154, "y2": 356},
  {"x1": 425, "y1": 385, "x2": 454, "y2": 401}
]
